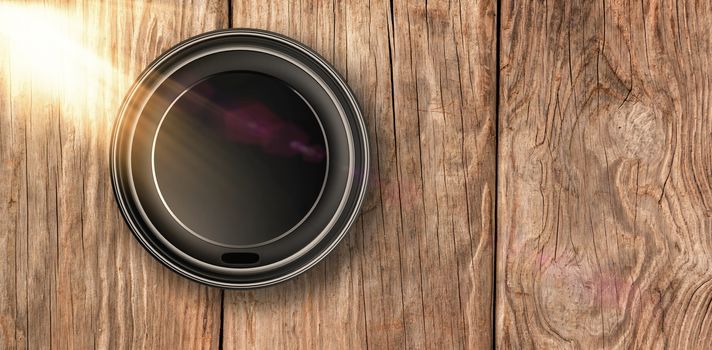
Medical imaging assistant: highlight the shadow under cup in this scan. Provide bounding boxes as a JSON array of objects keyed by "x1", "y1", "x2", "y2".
[{"x1": 111, "y1": 30, "x2": 369, "y2": 288}]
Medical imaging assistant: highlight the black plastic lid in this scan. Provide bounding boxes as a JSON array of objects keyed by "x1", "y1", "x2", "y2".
[{"x1": 111, "y1": 29, "x2": 369, "y2": 288}]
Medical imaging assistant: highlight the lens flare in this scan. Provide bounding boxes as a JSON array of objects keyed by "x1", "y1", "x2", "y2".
[{"x1": 221, "y1": 99, "x2": 327, "y2": 162}]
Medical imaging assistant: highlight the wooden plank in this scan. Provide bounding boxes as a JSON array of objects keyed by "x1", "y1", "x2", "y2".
[
  {"x1": 390, "y1": 0, "x2": 497, "y2": 348},
  {"x1": 0, "y1": 1, "x2": 226, "y2": 348},
  {"x1": 497, "y1": 0, "x2": 712, "y2": 348},
  {"x1": 224, "y1": 2, "x2": 369, "y2": 349},
  {"x1": 224, "y1": 0, "x2": 496, "y2": 348}
]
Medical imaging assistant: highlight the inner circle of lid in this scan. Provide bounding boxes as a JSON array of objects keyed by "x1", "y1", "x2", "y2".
[{"x1": 152, "y1": 71, "x2": 328, "y2": 248}]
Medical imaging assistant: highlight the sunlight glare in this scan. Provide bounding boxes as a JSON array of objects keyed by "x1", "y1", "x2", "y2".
[{"x1": 0, "y1": 2, "x2": 122, "y2": 106}]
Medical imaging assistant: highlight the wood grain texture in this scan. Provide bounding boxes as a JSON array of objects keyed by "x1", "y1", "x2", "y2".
[
  {"x1": 497, "y1": 0, "x2": 712, "y2": 348},
  {"x1": 0, "y1": 1, "x2": 226, "y2": 348},
  {"x1": 223, "y1": 0, "x2": 497, "y2": 349}
]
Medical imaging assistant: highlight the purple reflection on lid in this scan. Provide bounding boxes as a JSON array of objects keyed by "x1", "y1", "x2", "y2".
[{"x1": 220, "y1": 99, "x2": 326, "y2": 163}]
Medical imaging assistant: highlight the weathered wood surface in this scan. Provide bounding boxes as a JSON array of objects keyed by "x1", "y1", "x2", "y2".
[
  {"x1": 5, "y1": 0, "x2": 712, "y2": 349},
  {"x1": 0, "y1": 1, "x2": 226, "y2": 348},
  {"x1": 223, "y1": 0, "x2": 497, "y2": 349},
  {"x1": 497, "y1": 0, "x2": 712, "y2": 348}
]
